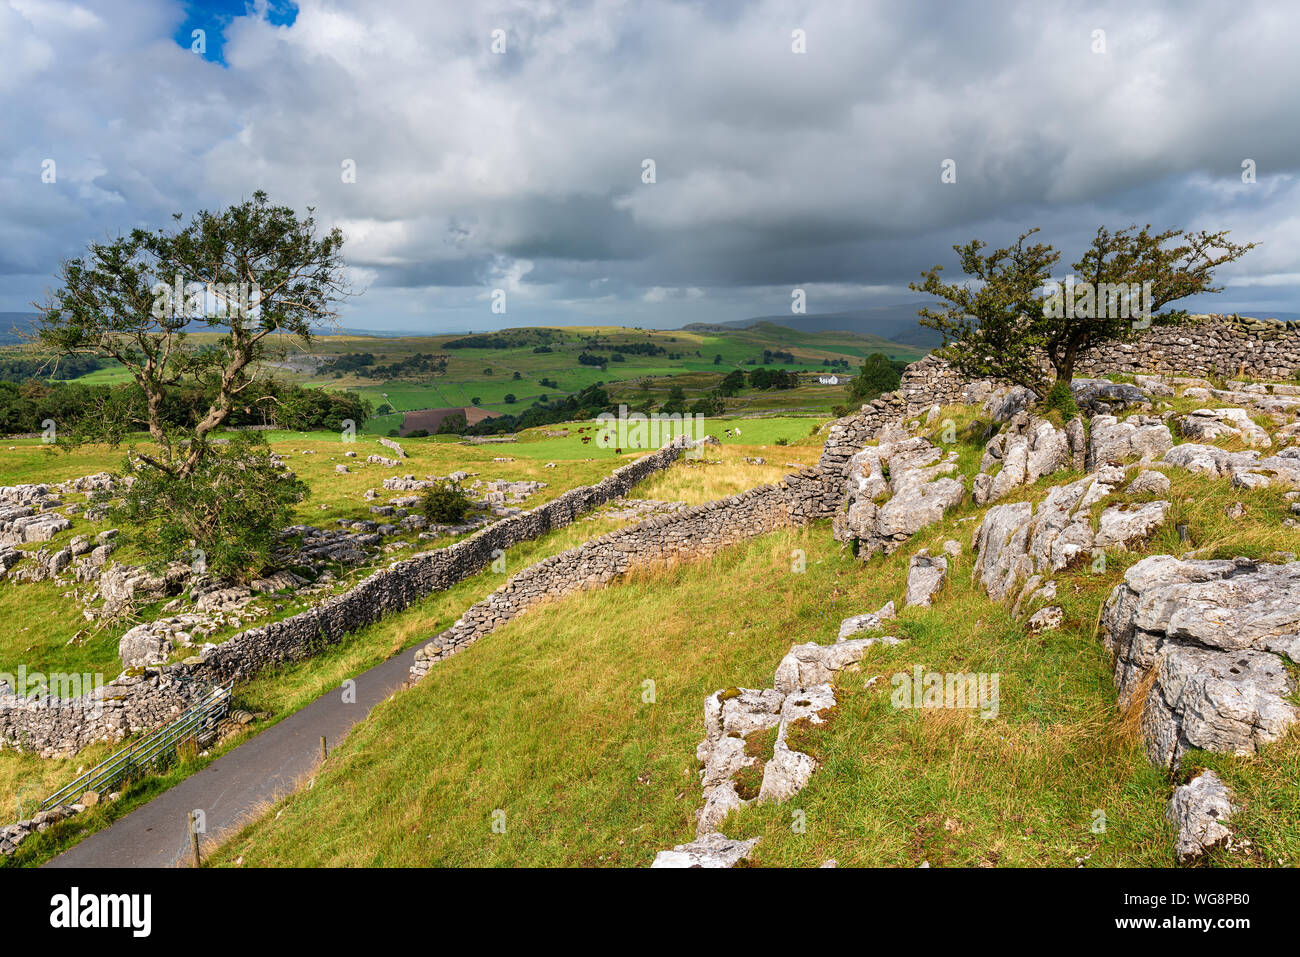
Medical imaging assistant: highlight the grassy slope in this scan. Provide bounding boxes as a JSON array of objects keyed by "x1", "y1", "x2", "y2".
[
  {"x1": 0, "y1": 423, "x2": 820, "y2": 861},
  {"x1": 208, "y1": 402, "x2": 1300, "y2": 868}
]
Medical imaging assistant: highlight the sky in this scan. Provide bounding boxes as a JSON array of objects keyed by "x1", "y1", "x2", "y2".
[{"x1": 3, "y1": 0, "x2": 1299, "y2": 334}]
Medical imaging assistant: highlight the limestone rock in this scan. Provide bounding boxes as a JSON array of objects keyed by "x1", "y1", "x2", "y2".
[
  {"x1": 1088, "y1": 415, "x2": 1173, "y2": 470},
  {"x1": 1094, "y1": 501, "x2": 1170, "y2": 549},
  {"x1": 972, "y1": 414, "x2": 1070, "y2": 505},
  {"x1": 118, "y1": 625, "x2": 173, "y2": 669},
  {"x1": 1127, "y1": 469, "x2": 1171, "y2": 496},
  {"x1": 695, "y1": 780, "x2": 742, "y2": 837},
  {"x1": 905, "y1": 550, "x2": 948, "y2": 607},
  {"x1": 758, "y1": 683, "x2": 836, "y2": 803},
  {"x1": 837, "y1": 600, "x2": 896, "y2": 641},
  {"x1": 972, "y1": 470, "x2": 1156, "y2": 602},
  {"x1": 1026, "y1": 606, "x2": 1063, "y2": 632},
  {"x1": 1100, "y1": 555, "x2": 1300, "y2": 766},
  {"x1": 833, "y1": 435, "x2": 965, "y2": 558},
  {"x1": 1178, "y1": 408, "x2": 1271, "y2": 447},
  {"x1": 1072, "y1": 379, "x2": 1153, "y2": 414},
  {"x1": 651, "y1": 832, "x2": 760, "y2": 868},
  {"x1": 983, "y1": 386, "x2": 1035, "y2": 423},
  {"x1": 774, "y1": 636, "x2": 903, "y2": 694},
  {"x1": 1168, "y1": 770, "x2": 1236, "y2": 863}
]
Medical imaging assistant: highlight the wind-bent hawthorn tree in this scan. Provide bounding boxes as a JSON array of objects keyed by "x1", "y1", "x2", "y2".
[
  {"x1": 34, "y1": 193, "x2": 348, "y2": 578},
  {"x1": 36, "y1": 191, "x2": 349, "y2": 474},
  {"x1": 911, "y1": 225, "x2": 1256, "y2": 400}
]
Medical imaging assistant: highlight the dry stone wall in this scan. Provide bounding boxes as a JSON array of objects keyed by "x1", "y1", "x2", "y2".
[
  {"x1": 410, "y1": 467, "x2": 839, "y2": 678},
  {"x1": 0, "y1": 438, "x2": 700, "y2": 756},
  {"x1": 816, "y1": 354, "x2": 988, "y2": 482},
  {"x1": 1076, "y1": 314, "x2": 1300, "y2": 380}
]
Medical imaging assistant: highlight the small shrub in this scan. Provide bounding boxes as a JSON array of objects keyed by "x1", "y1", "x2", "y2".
[
  {"x1": 1042, "y1": 379, "x2": 1079, "y2": 422},
  {"x1": 112, "y1": 432, "x2": 308, "y2": 581},
  {"x1": 421, "y1": 480, "x2": 474, "y2": 525},
  {"x1": 732, "y1": 763, "x2": 763, "y2": 801}
]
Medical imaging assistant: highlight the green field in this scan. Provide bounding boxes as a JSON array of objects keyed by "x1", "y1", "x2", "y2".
[
  {"x1": 7, "y1": 321, "x2": 922, "y2": 432},
  {"x1": 287, "y1": 322, "x2": 923, "y2": 419}
]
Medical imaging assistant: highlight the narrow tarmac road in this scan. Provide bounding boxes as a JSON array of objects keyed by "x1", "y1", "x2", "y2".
[{"x1": 47, "y1": 645, "x2": 421, "y2": 868}]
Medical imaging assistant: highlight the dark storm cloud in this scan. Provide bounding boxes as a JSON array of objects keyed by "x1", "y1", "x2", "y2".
[{"x1": 3, "y1": 0, "x2": 1298, "y2": 329}]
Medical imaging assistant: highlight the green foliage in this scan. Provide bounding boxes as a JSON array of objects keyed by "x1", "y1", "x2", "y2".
[
  {"x1": 463, "y1": 384, "x2": 613, "y2": 435},
  {"x1": 34, "y1": 191, "x2": 350, "y2": 476},
  {"x1": 747, "y1": 367, "x2": 797, "y2": 390},
  {"x1": 1041, "y1": 379, "x2": 1079, "y2": 422},
  {"x1": 443, "y1": 328, "x2": 558, "y2": 350},
  {"x1": 717, "y1": 369, "x2": 747, "y2": 396},
  {"x1": 690, "y1": 394, "x2": 726, "y2": 416},
  {"x1": 420, "y1": 480, "x2": 473, "y2": 525},
  {"x1": 436, "y1": 411, "x2": 467, "y2": 434},
  {"x1": 0, "y1": 353, "x2": 105, "y2": 381},
  {"x1": 367, "y1": 352, "x2": 446, "y2": 380},
  {"x1": 848, "y1": 352, "x2": 905, "y2": 403},
  {"x1": 0, "y1": 378, "x2": 366, "y2": 438},
  {"x1": 111, "y1": 432, "x2": 308, "y2": 580},
  {"x1": 661, "y1": 385, "x2": 687, "y2": 415}
]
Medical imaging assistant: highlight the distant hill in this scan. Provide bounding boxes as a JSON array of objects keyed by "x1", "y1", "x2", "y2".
[
  {"x1": 692, "y1": 305, "x2": 1300, "y2": 349},
  {"x1": 0, "y1": 313, "x2": 38, "y2": 345},
  {"x1": 683, "y1": 302, "x2": 945, "y2": 349}
]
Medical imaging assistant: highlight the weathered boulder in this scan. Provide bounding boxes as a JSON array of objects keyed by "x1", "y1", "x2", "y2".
[
  {"x1": 905, "y1": 550, "x2": 948, "y2": 607},
  {"x1": 972, "y1": 414, "x2": 1071, "y2": 505},
  {"x1": 774, "y1": 636, "x2": 904, "y2": 695},
  {"x1": 836, "y1": 600, "x2": 896, "y2": 641},
  {"x1": 1087, "y1": 415, "x2": 1173, "y2": 470},
  {"x1": 1100, "y1": 555, "x2": 1300, "y2": 766},
  {"x1": 1026, "y1": 606, "x2": 1064, "y2": 632},
  {"x1": 1178, "y1": 408, "x2": 1271, "y2": 447},
  {"x1": 193, "y1": 585, "x2": 253, "y2": 614},
  {"x1": 1168, "y1": 770, "x2": 1236, "y2": 862},
  {"x1": 1162, "y1": 443, "x2": 1300, "y2": 489},
  {"x1": 972, "y1": 469, "x2": 1164, "y2": 602},
  {"x1": 695, "y1": 780, "x2": 742, "y2": 836},
  {"x1": 1127, "y1": 469, "x2": 1171, "y2": 496},
  {"x1": 702, "y1": 688, "x2": 784, "y2": 751},
  {"x1": 378, "y1": 437, "x2": 407, "y2": 458},
  {"x1": 1094, "y1": 500, "x2": 1170, "y2": 548},
  {"x1": 1134, "y1": 374, "x2": 1176, "y2": 397},
  {"x1": 97, "y1": 563, "x2": 189, "y2": 616},
  {"x1": 1228, "y1": 449, "x2": 1300, "y2": 490},
  {"x1": 983, "y1": 386, "x2": 1035, "y2": 423},
  {"x1": 1072, "y1": 379, "x2": 1153, "y2": 414},
  {"x1": 833, "y1": 434, "x2": 965, "y2": 558},
  {"x1": 118, "y1": 624, "x2": 173, "y2": 669},
  {"x1": 758, "y1": 683, "x2": 836, "y2": 803},
  {"x1": 1162, "y1": 442, "x2": 1258, "y2": 478},
  {"x1": 651, "y1": 832, "x2": 760, "y2": 868}
]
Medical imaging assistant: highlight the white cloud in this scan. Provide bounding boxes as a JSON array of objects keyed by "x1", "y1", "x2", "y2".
[{"x1": 3, "y1": 0, "x2": 1299, "y2": 330}]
